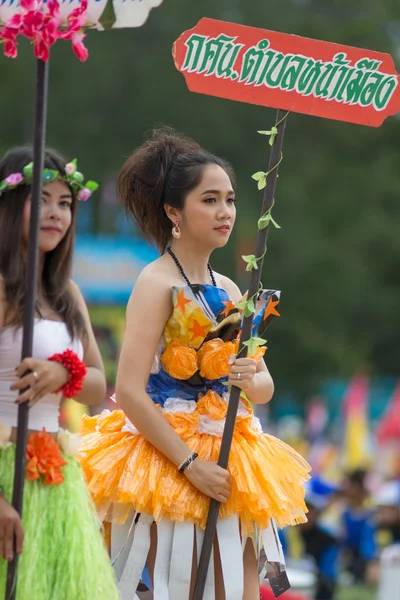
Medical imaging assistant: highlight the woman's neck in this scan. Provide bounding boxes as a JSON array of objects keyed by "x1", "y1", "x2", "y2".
[{"x1": 168, "y1": 240, "x2": 213, "y2": 285}]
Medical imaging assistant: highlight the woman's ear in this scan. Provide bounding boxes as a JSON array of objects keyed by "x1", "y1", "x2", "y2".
[{"x1": 164, "y1": 204, "x2": 179, "y2": 224}]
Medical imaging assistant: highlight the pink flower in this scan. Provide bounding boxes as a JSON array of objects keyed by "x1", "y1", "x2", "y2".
[
  {"x1": 0, "y1": 0, "x2": 88, "y2": 62},
  {"x1": 33, "y1": 34, "x2": 50, "y2": 61},
  {"x1": 71, "y1": 31, "x2": 88, "y2": 62},
  {"x1": 21, "y1": 11, "x2": 44, "y2": 39},
  {"x1": 67, "y1": 0, "x2": 88, "y2": 30},
  {"x1": 20, "y1": 0, "x2": 42, "y2": 11},
  {"x1": 65, "y1": 163, "x2": 76, "y2": 175},
  {"x1": 1, "y1": 23, "x2": 20, "y2": 58},
  {"x1": 4, "y1": 39, "x2": 18, "y2": 58},
  {"x1": 5, "y1": 173, "x2": 23, "y2": 186},
  {"x1": 5, "y1": 14, "x2": 23, "y2": 31},
  {"x1": 43, "y1": 0, "x2": 61, "y2": 45},
  {"x1": 77, "y1": 187, "x2": 91, "y2": 202}
]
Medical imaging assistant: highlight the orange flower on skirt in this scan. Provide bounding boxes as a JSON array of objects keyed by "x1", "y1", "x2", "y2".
[
  {"x1": 161, "y1": 339, "x2": 198, "y2": 380},
  {"x1": 26, "y1": 429, "x2": 67, "y2": 485}
]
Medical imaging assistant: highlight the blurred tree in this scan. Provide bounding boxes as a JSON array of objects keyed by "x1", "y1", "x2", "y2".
[{"x1": 1, "y1": 0, "x2": 399, "y2": 397}]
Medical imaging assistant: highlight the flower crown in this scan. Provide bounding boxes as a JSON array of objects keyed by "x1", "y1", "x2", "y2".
[{"x1": 0, "y1": 159, "x2": 98, "y2": 202}]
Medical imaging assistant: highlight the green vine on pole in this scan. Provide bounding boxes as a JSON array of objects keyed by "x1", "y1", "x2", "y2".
[{"x1": 237, "y1": 111, "x2": 289, "y2": 354}]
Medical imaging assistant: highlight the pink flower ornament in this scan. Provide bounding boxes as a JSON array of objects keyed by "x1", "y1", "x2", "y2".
[
  {"x1": 5, "y1": 172, "x2": 24, "y2": 187},
  {"x1": 78, "y1": 187, "x2": 91, "y2": 202},
  {"x1": 65, "y1": 162, "x2": 76, "y2": 175},
  {"x1": 71, "y1": 31, "x2": 88, "y2": 61},
  {"x1": 0, "y1": 0, "x2": 89, "y2": 61}
]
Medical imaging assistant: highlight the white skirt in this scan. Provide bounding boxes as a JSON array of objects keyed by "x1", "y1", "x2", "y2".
[{"x1": 110, "y1": 510, "x2": 290, "y2": 599}]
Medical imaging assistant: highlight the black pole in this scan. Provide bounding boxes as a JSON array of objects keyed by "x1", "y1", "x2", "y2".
[
  {"x1": 192, "y1": 109, "x2": 288, "y2": 600},
  {"x1": 6, "y1": 58, "x2": 49, "y2": 600}
]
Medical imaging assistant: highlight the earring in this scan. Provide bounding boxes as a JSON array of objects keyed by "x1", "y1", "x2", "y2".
[{"x1": 172, "y1": 220, "x2": 181, "y2": 239}]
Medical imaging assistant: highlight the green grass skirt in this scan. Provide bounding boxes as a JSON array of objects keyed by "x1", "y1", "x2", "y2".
[{"x1": 0, "y1": 443, "x2": 119, "y2": 600}]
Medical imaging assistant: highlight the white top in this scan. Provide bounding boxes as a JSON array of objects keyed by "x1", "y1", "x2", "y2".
[{"x1": 0, "y1": 320, "x2": 84, "y2": 432}]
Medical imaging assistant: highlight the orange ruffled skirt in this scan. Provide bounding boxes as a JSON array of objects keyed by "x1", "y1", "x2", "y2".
[{"x1": 79, "y1": 391, "x2": 310, "y2": 537}]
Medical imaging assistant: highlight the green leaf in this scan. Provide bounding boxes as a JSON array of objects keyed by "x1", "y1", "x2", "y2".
[
  {"x1": 242, "y1": 254, "x2": 258, "y2": 271},
  {"x1": 257, "y1": 127, "x2": 278, "y2": 146},
  {"x1": 252, "y1": 336, "x2": 268, "y2": 346},
  {"x1": 243, "y1": 337, "x2": 268, "y2": 356},
  {"x1": 0, "y1": 180, "x2": 7, "y2": 192},
  {"x1": 258, "y1": 213, "x2": 271, "y2": 229},
  {"x1": 85, "y1": 180, "x2": 99, "y2": 192},
  {"x1": 245, "y1": 260, "x2": 258, "y2": 272},
  {"x1": 251, "y1": 171, "x2": 266, "y2": 181},
  {"x1": 243, "y1": 337, "x2": 258, "y2": 356},
  {"x1": 257, "y1": 176, "x2": 267, "y2": 190},
  {"x1": 269, "y1": 215, "x2": 281, "y2": 229},
  {"x1": 269, "y1": 126, "x2": 278, "y2": 146},
  {"x1": 235, "y1": 301, "x2": 248, "y2": 311},
  {"x1": 71, "y1": 158, "x2": 78, "y2": 169},
  {"x1": 23, "y1": 162, "x2": 33, "y2": 179},
  {"x1": 244, "y1": 299, "x2": 256, "y2": 317}
]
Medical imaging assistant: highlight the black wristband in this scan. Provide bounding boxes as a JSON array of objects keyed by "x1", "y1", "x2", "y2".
[{"x1": 178, "y1": 452, "x2": 199, "y2": 474}]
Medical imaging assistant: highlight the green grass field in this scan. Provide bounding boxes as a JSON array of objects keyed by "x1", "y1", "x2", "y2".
[{"x1": 337, "y1": 585, "x2": 376, "y2": 600}]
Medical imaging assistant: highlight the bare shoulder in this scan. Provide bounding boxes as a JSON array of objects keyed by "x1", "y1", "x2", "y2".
[
  {"x1": 131, "y1": 257, "x2": 175, "y2": 296},
  {"x1": 215, "y1": 273, "x2": 243, "y2": 303},
  {"x1": 67, "y1": 279, "x2": 87, "y2": 310},
  {"x1": 127, "y1": 258, "x2": 175, "y2": 317}
]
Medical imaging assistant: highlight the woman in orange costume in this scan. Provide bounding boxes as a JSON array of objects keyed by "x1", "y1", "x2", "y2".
[{"x1": 79, "y1": 129, "x2": 311, "y2": 600}]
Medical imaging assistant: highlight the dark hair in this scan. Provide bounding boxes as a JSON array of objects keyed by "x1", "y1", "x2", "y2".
[
  {"x1": 347, "y1": 468, "x2": 367, "y2": 488},
  {"x1": 117, "y1": 127, "x2": 236, "y2": 252},
  {"x1": 0, "y1": 146, "x2": 86, "y2": 339}
]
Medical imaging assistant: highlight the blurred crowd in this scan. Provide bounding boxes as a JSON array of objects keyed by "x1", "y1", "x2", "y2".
[{"x1": 260, "y1": 469, "x2": 400, "y2": 600}]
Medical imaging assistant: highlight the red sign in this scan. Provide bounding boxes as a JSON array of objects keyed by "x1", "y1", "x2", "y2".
[{"x1": 173, "y1": 18, "x2": 400, "y2": 127}]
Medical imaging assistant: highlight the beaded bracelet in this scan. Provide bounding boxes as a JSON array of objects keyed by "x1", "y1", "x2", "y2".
[
  {"x1": 48, "y1": 349, "x2": 87, "y2": 398},
  {"x1": 178, "y1": 451, "x2": 199, "y2": 474}
]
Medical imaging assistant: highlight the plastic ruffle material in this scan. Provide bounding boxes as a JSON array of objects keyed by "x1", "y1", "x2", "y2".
[
  {"x1": 0, "y1": 444, "x2": 119, "y2": 600},
  {"x1": 79, "y1": 390, "x2": 311, "y2": 537}
]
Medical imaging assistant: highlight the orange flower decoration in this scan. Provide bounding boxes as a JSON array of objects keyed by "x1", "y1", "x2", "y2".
[
  {"x1": 80, "y1": 413, "x2": 99, "y2": 435},
  {"x1": 197, "y1": 390, "x2": 228, "y2": 420},
  {"x1": 161, "y1": 339, "x2": 198, "y2": 380},
  {"x1": 163, "y1": 411, "x2": 199, "y2": 439},
  {"x1": 198, "y1": 338, "x2": 236, "y2": 380},
  {"x1": 26, "y1": 430, "x2": 67, "y2": 486},
  {"x1": 251, "y1": 346, "x2": 267, "y2": 362},
  {"x1": 97, "y1": 409, "x2": 126, "y2": 434}
]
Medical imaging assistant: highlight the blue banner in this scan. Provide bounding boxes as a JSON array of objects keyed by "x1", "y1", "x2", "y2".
[{"x1": 72, "y1": 235, "x2": 158, "y2": 304}]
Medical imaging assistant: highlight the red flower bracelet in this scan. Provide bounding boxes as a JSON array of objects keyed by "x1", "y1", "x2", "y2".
[{"x1": 48, "y1": 349, "x2": 87, "y2": 398}]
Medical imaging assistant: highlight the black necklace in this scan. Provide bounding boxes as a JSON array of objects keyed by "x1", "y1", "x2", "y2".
[{"x1": 166, "y1": 245, "x2": 217, "y2": 287}]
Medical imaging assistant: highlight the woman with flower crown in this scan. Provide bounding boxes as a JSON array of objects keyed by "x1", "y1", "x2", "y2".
[
  {"x1": 79, "y1": 129, "x2": 311, "y2": 600},
  {"x1": 0, "y1": 146, "x2": 119, "y2": 599}
]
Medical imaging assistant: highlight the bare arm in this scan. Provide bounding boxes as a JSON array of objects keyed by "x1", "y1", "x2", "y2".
[
  {"x1": 115, "y1": 270, "x2": 194, "y2": 466},
  {"x1": 220, "y1": 275, "x2": 274, "y2": 405},
  {"x1": 115, "y1": 268, "x2": 231, "y2": 502},
  {"x1": 12, "y1": 281, "x2": 107, "y2": 407},
  {"x1": 67, "y1": 281, "x2": 107, "y2": 407}
]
